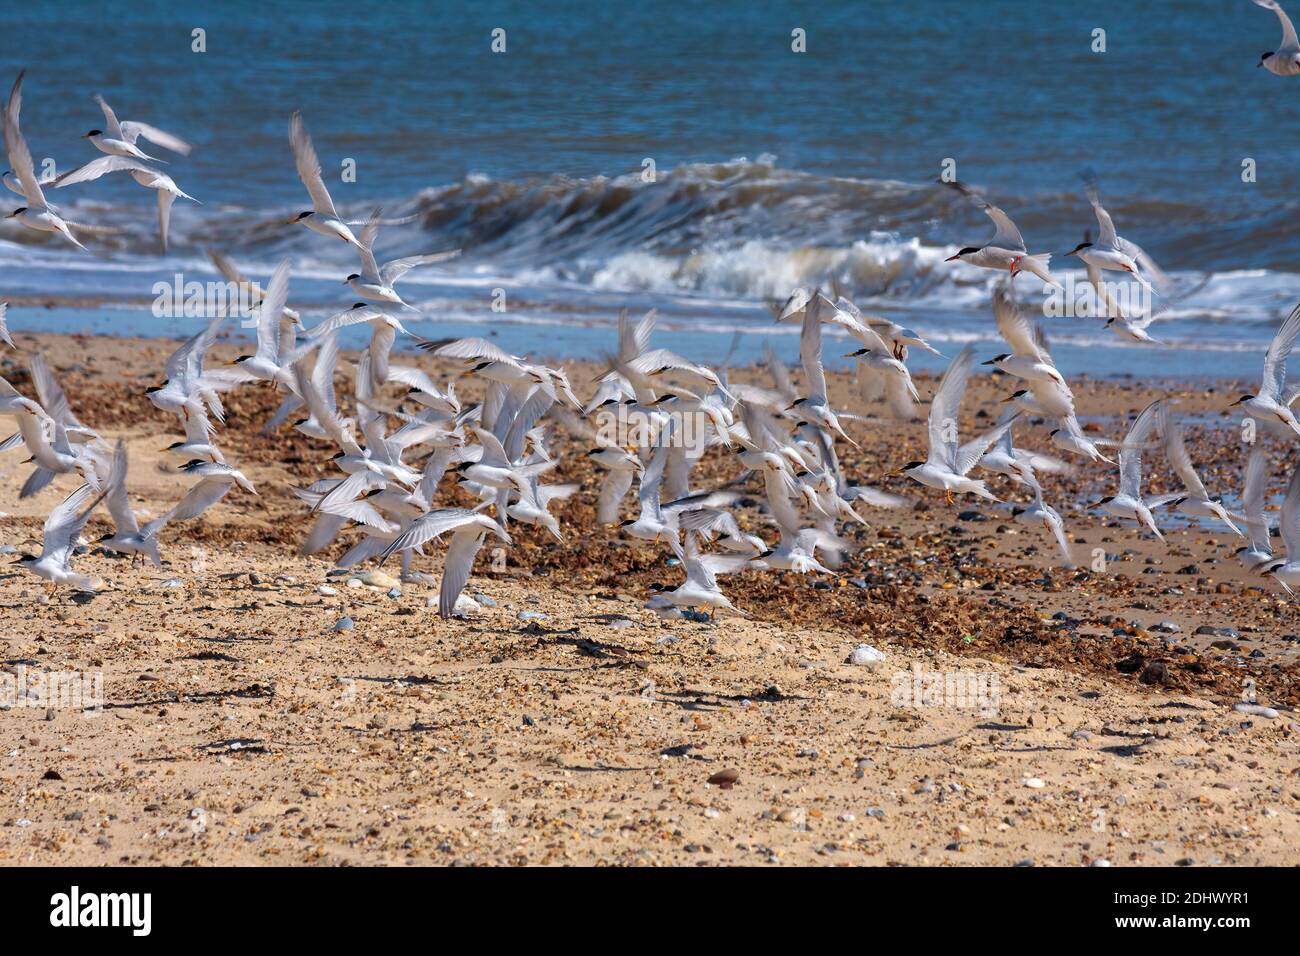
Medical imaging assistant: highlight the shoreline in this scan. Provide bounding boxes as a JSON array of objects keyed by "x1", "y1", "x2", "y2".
[{"x1": 0, "y1": 333, "x2": 1296, "y2": 865}]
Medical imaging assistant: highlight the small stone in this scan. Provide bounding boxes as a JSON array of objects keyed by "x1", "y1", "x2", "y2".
[
  {"x1": 333, "y1": 616, "x2": 354, "y2": 632},
  {"x1": 707, "y1": 768, "x2": 740, "y2": 790},
  {"x1": 1023, "y1": 777, "x2": 1045, "y2": 789},
  {"x1": 358, "y1": 570, "x2": 399, "y2": 590},
  {"x1": 318, "y1": 585, "x2": 339, "y2": 597},
  {"x1": 1233, "y1": 703, "x2": 1279, "y2": 719},
  {"x1": 847, "y1": 644, "x2": 886, "y2": 668},
  {"x1": 517, "y1": 610, "x2": 547, "y2": 621},
  {"x1": 1139, "y1": 661, "x2": 1169, "y2": 685}
]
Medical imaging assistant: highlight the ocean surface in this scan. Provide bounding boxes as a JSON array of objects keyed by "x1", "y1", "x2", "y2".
[{"x1": 3, "y1": 0, "x2": 1300, "y2": 379}]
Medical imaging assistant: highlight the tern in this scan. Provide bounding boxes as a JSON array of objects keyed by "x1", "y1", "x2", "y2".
[
  {"x1": 345, "y1": 209, "x2": 460, "y2": 307},
  {"x1": 983, "y1": 284, "x2": 1072, "y2": 389},
  {"x1": 1011, "y1": 472, "x2": 1075, "y2": 569},
  {"x1": 1147, "y1": 405, "x2": 1244, "y2": 536},
  {"x1": 1229, "y1": 301, "x2": 1300, "y2": 437},
  {"x1": 169, "y1": 460, "x2": 257, "y2": 523},
  {"x1": 1236, "y1": 449, "x2": 1274, "y2": 570},
  {"x1": 1260, "y1": 463, "x2": 1300, "y2": 592},
  {"x1": 1049, "y1": 415, "x2": 1114, "y2": 464},
  {"x1": 216, "y1": 260, "x2": 314, "y2": 391},
  {"x1": 894, "y1": 346, "x2": 999, "y2": 503},
  {"x1": 96, "y1": 441, "x2": 169, "y2": 566},
  {"x1": 379, "y1": 508, "x2": 512, "y2": 618},
  {"x1": 1096, "y1": 399, "x2": 1165, "y2": 541},
  {"x1": 2, "y1": 72, "x2": 85, "y2": 250},
  {"x1": 13, "y1": 483, "x2": 107, "y2": 595},
  {"x1": 82, "y1": 94, "x2": 190, "y2": 161},
  {"x1": 1065, "y1": 176, "x2": 1159, "y2": 293},
  {"x1": 1254, "y1": 0, "x2": 1300, "y2": 75},
  {"x1": 286, "y1": 110, "x2": 362, "y2": 246},
  {"x1": 649, "y1": 536, "x2": 755, "y2": 617},
  {"x1": 589, "y1": 445, "x2": 644, "y2": 524},
  {"x1": 53, "y1": 156, "x2": 198, "y2": 251},
  {"x1": 941, "y1": 180, "x2": 1058, "y2": 286}
]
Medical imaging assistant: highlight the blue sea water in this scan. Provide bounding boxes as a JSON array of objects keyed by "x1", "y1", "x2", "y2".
[{"x1": 2, "y1": 0, "x2": 1300, "y2": 376}]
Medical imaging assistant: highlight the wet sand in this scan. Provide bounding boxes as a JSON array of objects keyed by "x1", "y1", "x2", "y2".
[{"x1": 0, "y1": 332, "x2": 1297, "y2": 866}]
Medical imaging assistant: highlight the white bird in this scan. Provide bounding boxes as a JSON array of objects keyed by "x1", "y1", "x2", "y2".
[
  {"x1": 96, "y1": 441, "x2": 169, "y2": 566},
  {"x1": 895, "y1": 346, "x2": 999, "y2": 503},
  {"x1": 676, "y1": 506, "x2": 767, "y2": 557},
  {"x1": 1065, "y1": 179, "x2": 1157, "y2": 293},
  {"x1": 215, "y1": 260, "x2": 313, "y2": 391},
  {"x1": 786, "y1": 295, "x2": 854, "y2": 444},
  {"x1": 1012, "y1": 472, "x2": 1075, "y2": 569},
  {"x1": 942, "y1": 180, "x2": 1058, "y2": 286},
  {"x1": 1230, "y1": 302, "x2": 1300, "y2": 438},
  {"x1": 649, "y1": 537, "x2": 755, "y2": 617},
  {"x1": 1048, "y1": 415, "x2": 1114, "y2": 464},
  {"x1": 82, "y1": 94, "x2": 190, "y2": 161},
  {"x1": 617, "y1": 437, "x2": 676, "y2": 544},
  {"x1": 842, "y1": 320, "x2": 921, "y2": 421},
  {"x1": 305, "y1": 302, "x2": 406, "y2": 390},
  {"x1": 53, "y1": 155, "x2": 198, "y2": 252},
  {"x1": 168, "y1": 460, "x2": 257, "y2": 523},
  {"x1": 757, "y1": 527, "x2": 838, "y2": 575},
  {"x1": 589, "y1": 445, "x2": 643, "y2": 525},
  {"x1": 12, "y1": 483, "x2": 106, "y2": 594},
  {"x1": 984, "y1": 284, "x2": 1072, "y2": 390},
  {"x1": 1146, "y1": 405, "x2": 1244, "y2": 536},
  {"x1": 344, "y1": 209, "x2": 459, "y2": 307},
  {"x1": 1261, "y1": 463, "x2": 1300, "y2": 593},
  {"x1": 2, "y1": 72, "x2": 85, "y2": 250},
  {"x1": 1096, "y1": 400, "x2": 1165, "y2": 541},
  {"x1": 286, "y1": 111, "x2": 362, "y2": 246},
  {"x1": 1236, "y1": 448, "x2": 1274, "y2": 571},
  {"x1": 1253, "y1": 0, "x2": 1300, "y2": 75},
  {"x1": 506, "y1": 471, "x2": 575, "y2": 543},
  {"x1": 379, "y1": 509, "x2": 511, "y2": 618}
]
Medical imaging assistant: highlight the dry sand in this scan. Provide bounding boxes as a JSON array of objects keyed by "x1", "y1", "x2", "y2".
[{"x1": 0, "y1": 331, "x2": 1297, "y2": 866}]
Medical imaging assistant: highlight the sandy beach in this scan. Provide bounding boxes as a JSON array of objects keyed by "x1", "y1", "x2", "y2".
[{"x1": 0, "y1": 331, "x2": 1296, "y2": 866}]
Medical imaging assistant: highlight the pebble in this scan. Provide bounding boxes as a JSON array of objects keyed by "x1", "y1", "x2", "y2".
[
  {"x1": 475, "y1": 594, "x2": 498, "y2": 608},
  {"x1": 318, "y1": 585, "x2": 338, "y2": 597},
  {"x1": 1150, "y1": 621, "x2": 1180, "y2": 633},
  {"x1": 1195, "y1": 625, "x2": 1239, "y2": 639},
  {"x1": 517, "y1": 610, "x2": 547, "y2": 621},
  {"x1": 1233, "y1": 703, "x2": 1280, "y2": 719},
  {"x1": 450, "y1": 595, "x2": 480, "y2": 616},
  {"x1": 1023, "y1": 777, "x2": 1045, "y2": 789},
  {"x1": 1091, "y1": 858, "x2": 1112, "y2": 867},
  {"x1": 386, "y1": 587, "x2": 401, "y2": 599},
  {"x1": 160, "y1": 577, "x2": 183, "y2": 588},
  {"x1": 707, "y1": 768, "x2": 740, "y2": 789},
  {"x1": 358, "y1": 570, "x2": 399, "y2": 590},
  {"x1": 655, "y1": 634, "x2": 679, "y2": 646},
  {"x1": 847, "y1": 644, "x2": 886, "y2": 668},
  {"x1": 333, "y1": 616, "x2": 354, "y2": 632}
]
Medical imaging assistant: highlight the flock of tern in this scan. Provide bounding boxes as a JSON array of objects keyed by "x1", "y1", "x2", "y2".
[{"x1": 5, "y1": 15, "x2": 1300, "y2": 618}]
